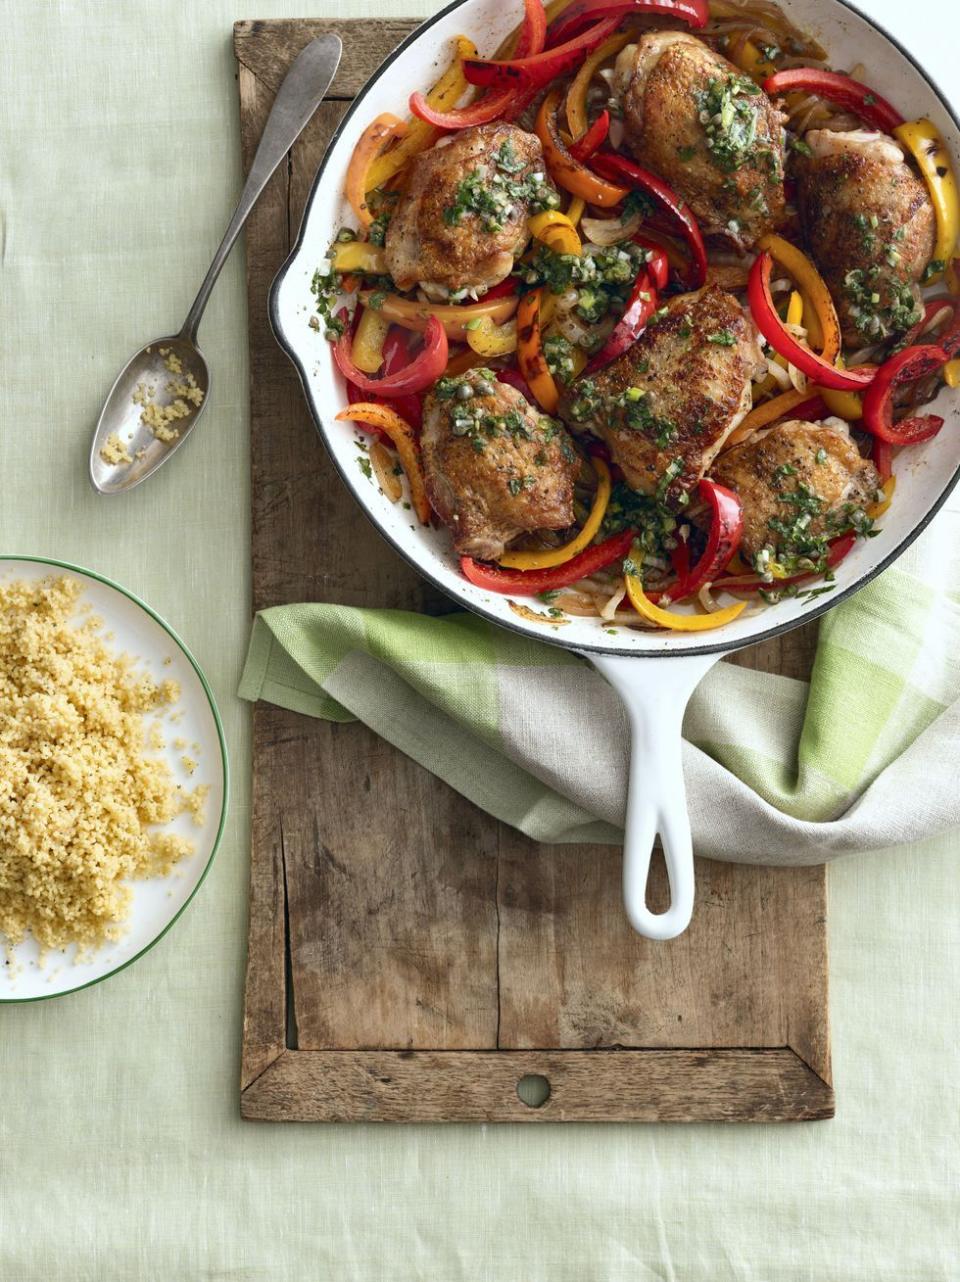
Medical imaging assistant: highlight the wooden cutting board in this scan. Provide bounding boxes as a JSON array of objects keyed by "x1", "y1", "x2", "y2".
[{"x1": 235, "y1": 17, "x2": 833, "y2": 1123}]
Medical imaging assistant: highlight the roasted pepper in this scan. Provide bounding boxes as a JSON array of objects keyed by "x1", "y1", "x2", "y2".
[
  {"x1": 536, "y1": 90, "x2": 630, "y2": 207},
  {"x1": 893, "y1": 119, "x2": 960, "y2": 287},
  {"x1": 517, "y1": 288, "x2": 560, "y2": 413},
  {"x1": 763, "y1": 69, "x2": 904, "y2": 135},
  {"x1": 334, "y1": 313, "x2": 448, "y2": 396},
  {"x1": 565, "y1": 31, "x2": 632, "y2": 139},
  {"x1": 335, "y1": 403, "x2": 432, "y2": 523},
  {"x1": 528, "y1": 209, "x2": 582, "y2": 256},
  {"x1": 461, "y1": 527, "x2": 635, "y2": 594},
  {"x1": 624, "y1": 560, "x2": 748, "y2": 631}
]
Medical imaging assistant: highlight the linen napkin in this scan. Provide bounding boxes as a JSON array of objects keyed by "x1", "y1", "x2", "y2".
[{"x1": 239, "y1": 501, "x2": 960, "y2": 864}]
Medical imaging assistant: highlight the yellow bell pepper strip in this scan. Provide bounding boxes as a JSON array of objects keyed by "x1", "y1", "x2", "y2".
[
  {"x1": 358, "y1": 291, "x2": 519, "y2": 343},
  {"x1": 365, "y1": 38, "x2": 476, "y2": 192},
  {"x1": 517, "y1": 289, "x2": 560, "y2": 413},
  {"x1": 466, "y1": 315, "x2": 518, "y2": 357},
  {"x1": 565, "y1": 195, "x2": 586, "y2": 226},
  {"x1": 624, "y1": 557, "x2": 748, "y2": 631},
  {"x1": 536, "y1": 90, "x2": 630, "y2": 208},
  {"x1": 893, "y1": 119, "x2": 960, "y2": 286},
  {"x1": 350, "y1": 306, "x2": 391, "y2": 374},
  {"x1": 335, "y1": 403, "x2": 432, "y2": 524},
  {"x1": 345, "y1": 114, "x2": 407, "y2": 228},
  {"x1": 331, "y1": 241, "x2": 387, "y2": 275},
  {"x1": 500, "y1": 457, "x2": 612, "y2": 569},
  {"x1": 945, "y1": 362, "x2": 960, "y2": 388},
  {"x1": 565, "y1": 30, "x2": 633, "y2": 139},
  {"x1": 528, "y1": 209, "x2": 582, "y2": 256},
  {"x1": 756, "y1": 233, "x2": 841, "y2": 364},
  {"x1": 868, "y1": 476, "x2": 896, "y2": 519},
  {"x1": 728, "y1": 32, "x2": 777, "y2": 82}
]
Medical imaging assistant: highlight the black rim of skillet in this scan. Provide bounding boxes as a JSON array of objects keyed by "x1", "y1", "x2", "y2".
[{"x1": 269, "y1": 0, "x2": 960, "y2": 660}]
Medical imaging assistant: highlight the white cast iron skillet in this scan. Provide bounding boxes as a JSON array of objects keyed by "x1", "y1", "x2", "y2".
[{"x1": 271, "y1": 0, "x2": 960, "y2": 939}]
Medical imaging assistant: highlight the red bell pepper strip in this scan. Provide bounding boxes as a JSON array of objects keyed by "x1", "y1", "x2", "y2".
[
  {"x1": 763, "y1": 69, "x2": 904, "y2": 135},
  {"x1": 547, "y1": 0, "x2": 708, "y2": 46},
  {"x1": 899, "y1": 297, "x2": 956, "y2": 351},
  {"x1": 789, "y1": 394, "x2": 830, "y2": 421},
  {"x1": 582, "y1": 268, "x2": 657, "y2": 375},
  {"x1": 711, "y1": 532, "x2": 857, "y2": 595},
  {"x1": 461, "y1": 528, "x2": 635, "y2": 594},
  {"x1": 334, "y1": 312, "x2": 448, "y2": 396},
  {"x1": 462, "y1": 17, "x2": 619, "y2": 93},
  {"x1": 483, "y1": 278, "x2": 520, "y2": 301},
  {"x1": 410, "y1": 79, "x2": 541, "y2": 130},
  {"x1": 631, "y1": 237, "x2": 669, "y2": 291},
  {"x1": 873, "y1": 437, "x2": 893, "y2": 482},
  {"x1": 747, "y1": 253, "x2": 875, "y2": 392},
  {"x1": 409, "y1": 0, "x2": 545, "y2": 130},
  {"x1": 568, "y1": 110, "x2": 610, "y2": 163},
  {"x1": 861, "y1": 343, "x2": 949, "y2": 445},
  {"x1": 495, "y1": 367, "x2": 536, "y2": 401},
  {"x1": 379, "y1": 329, "x2": 424, "y2": 429},
  {"x1": 591, "y1": 153, "x2": 707, "y2": 289},
  {"x1": 513, "y1": 0, "x2": 548, "y2": 56},
  {"x1": 669, "y1": 480, "x2": 743, "y2": 601}
]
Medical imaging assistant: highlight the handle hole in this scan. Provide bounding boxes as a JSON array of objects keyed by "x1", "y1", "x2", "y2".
[
  {"x1": 645, "y1": 844, "x2": 670, "y2": 914},
  {"x1": 516, "y1": 1074, "x2": 551, "y2": 1108}
]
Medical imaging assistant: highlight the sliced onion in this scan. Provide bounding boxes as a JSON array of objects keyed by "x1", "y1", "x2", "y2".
[
  {"x1": 582, "y1": 212, "x2": 642, "y2": 245},
  {"x1": 600, "y1": 583, "x2": 627, "y2": 620},
  {"x1": 370, "y1": 441, "x2": 402, "y2": 502}
]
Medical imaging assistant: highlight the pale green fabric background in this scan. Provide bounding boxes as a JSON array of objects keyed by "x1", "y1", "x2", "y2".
[{"x1": 1, "y1": 1, "x2": 958, "y2": 1278}]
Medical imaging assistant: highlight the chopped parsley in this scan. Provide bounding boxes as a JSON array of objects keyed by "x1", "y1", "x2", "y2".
[
  {"x1": 434, "y1": 370, "x2": 567, "y2": 461},
  {"x1": 922, "y1": 259, "x2": 947, "y2": 283},
  {"x1": 368, "y1": 211, "x2": 391, "y2": 247},
  {"x1": 543, "y1": 333, "x2": 577, "y2": 384},
  {"x1": 310, "y1": 259, "x2": 345, "y2": 341},
  {"x1": 693, "y1": 73, "x2": 768, "y2": 175},
  {"x1": 707, "y1": 329, "x2": 737, "y2": 346},
  {"x1": 522, "y1": 240, "x2": 648, "y2": 329},
  {"x1": 443, "y1": 148, "x2": 559, "y2": 233},
  {"x1": 843, "y1": 265, "x2": 921, "y2": 340}
]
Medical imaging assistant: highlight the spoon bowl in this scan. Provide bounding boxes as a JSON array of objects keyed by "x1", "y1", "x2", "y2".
[
  {"x1": 89, "y1": 334, "x2": 209, "y2": 494},
  {"x1": 87, "y1": 32, "x2": 342, "y2": 495}
]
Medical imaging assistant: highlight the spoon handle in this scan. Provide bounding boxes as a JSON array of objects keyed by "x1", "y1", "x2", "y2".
[{"x1": 181, "y1": 32, "x2": 343, "y2": 343}]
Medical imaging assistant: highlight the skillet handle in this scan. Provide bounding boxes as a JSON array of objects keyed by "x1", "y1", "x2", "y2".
[{"x1": 589, "y1": 651, "x2": 721, "y2": 941}]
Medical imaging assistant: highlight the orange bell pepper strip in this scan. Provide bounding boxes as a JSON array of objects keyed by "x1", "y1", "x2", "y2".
[
  {"x1": 359, "y1": 291, "x2": 519, "y2": 343},
  {"x1": 335, "y1": 403, "x2": 432, "y2": 524},
  {"x1": 345, "y1": 114, "x2": 407, "y2": 227},
  {"x1": 535, "y1": 89, "x2": 629, "y2": 208},
  {"x1": 517, "y1": 289, "x2": 560, "y2": 413},
  {"x1": 565, "y1": 30, "x2": 632, "y2": 140}
]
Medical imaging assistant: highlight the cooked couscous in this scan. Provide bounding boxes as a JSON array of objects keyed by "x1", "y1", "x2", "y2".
[{"x1": 0, "y1": 576, "x2": 205, "y2": 952}]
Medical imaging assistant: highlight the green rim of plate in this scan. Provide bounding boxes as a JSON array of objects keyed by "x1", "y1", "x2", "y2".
[{"x1": 0, "y1": 554, "x2": 230, "y2": 1003}]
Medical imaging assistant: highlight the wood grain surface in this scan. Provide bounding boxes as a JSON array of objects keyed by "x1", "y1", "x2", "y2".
[{"x1": 236, "y1": 18, "x2": 832, "y2": 1123}]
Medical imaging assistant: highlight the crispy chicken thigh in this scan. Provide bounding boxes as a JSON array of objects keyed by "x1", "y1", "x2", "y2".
[
  {"x1": 713, "y1": 418, "x2": 879, "y2": 565},
  {"x1": 384, "y1": 123, "x2": 556, "y2": 297},
  {"x1": 613, "y1": 33, "x2": 786, "y2": 249},
  {"x1": 558, "y1": 286, "x2": 763, "y2": 504},
  {"x1": 795, "y1": 129, "x2": 936, "y2": 346},
  {"x1": 421, "y1": 371, "x2": 580, "y2": 561}
]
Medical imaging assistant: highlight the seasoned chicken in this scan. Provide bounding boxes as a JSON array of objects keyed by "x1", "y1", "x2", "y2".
[
  {"x1": 794, "y1": 129, "x2": 936, "y2": 346},
  {"x1": 384, "y1": 123, "x2": 558, "y2": 298},
  {"x1": 421, "y1": 370, "x2": 580, "y2": 561},
  {"x1": 558, "y1": 286, "x2": 763, "y2": 505},
  {"x1": 613, "y1": 33, "x2": 786, "y2": 250},
  {"x1": 713, "y1": 418, "x2": 879, "y2": 570}
]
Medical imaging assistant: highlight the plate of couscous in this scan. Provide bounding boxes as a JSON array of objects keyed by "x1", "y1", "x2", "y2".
[{"x1": 0, "y1": 557, "x2": 228, "y2": 1001}]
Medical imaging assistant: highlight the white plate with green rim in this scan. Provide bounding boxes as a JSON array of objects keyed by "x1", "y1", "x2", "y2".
[{"x1": 0, "y1": 557, "x2": 228, "y2": 1002}]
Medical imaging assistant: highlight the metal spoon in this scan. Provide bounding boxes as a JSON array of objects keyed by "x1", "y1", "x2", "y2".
[{"x1": 89, "y1": 33, "x2": 343, "y2": 495}]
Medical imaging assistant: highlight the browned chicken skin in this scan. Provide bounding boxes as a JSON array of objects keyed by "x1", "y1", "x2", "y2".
[
  {"x1": 421, "y1": 370, "x2": 580, "y2": 561},
  {"x1": 384, "y1": 123, "x2": 557, "y2": 297},
  {"x1": 712, "y1": 418, "x2": 880, "y2": 567},
  {"x1": 614, "y1": 33, "x2": 786, "y2": 250},
  {"x1": 558, "y1": 286, "x2": 763, "y2": 504},
  {"x1": 794, "y1": 129, "x2": 936, "y2": 347}
]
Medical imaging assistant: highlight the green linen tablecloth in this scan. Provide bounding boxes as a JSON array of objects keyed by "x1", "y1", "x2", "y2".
[{"x1": 1, "y1": 2, "x2": 958, "y2": 1279}]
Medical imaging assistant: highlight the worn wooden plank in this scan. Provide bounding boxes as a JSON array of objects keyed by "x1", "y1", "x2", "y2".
[
  {"x1": 237, "y1": 17, "x2": 832, "y2": 1122},
  {"x1": 241, "y1": 1048, "x2": 834, "y2": 1123}
]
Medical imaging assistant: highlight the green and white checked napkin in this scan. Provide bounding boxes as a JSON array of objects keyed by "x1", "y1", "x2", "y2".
[{"x1": 240, "y1": 500, "x2": 960, "y2": 864}]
